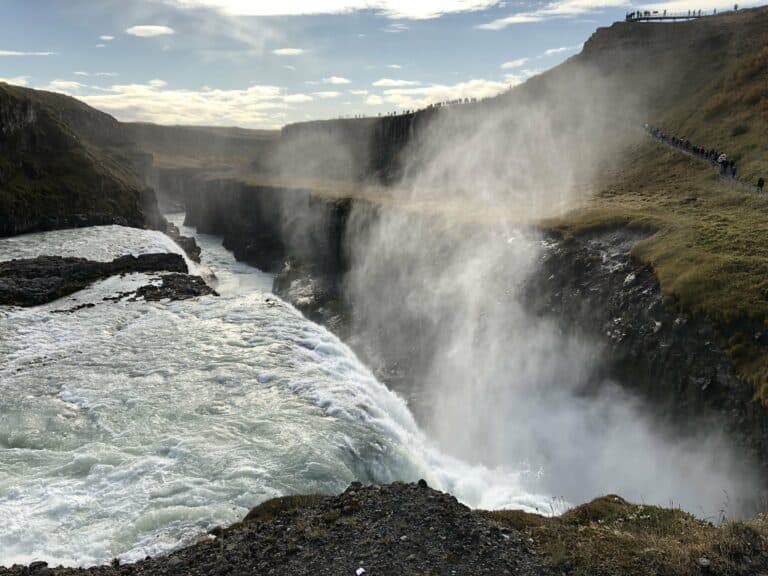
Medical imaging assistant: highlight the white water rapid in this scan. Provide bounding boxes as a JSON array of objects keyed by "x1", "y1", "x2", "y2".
[{"x1": 0, "y1": 217, "x2": 550, "y2": 568}]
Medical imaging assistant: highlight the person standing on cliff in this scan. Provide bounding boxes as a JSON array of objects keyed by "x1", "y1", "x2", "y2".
[{"x1": 758, "y1": 177, "x2": 765, "y2": 194}]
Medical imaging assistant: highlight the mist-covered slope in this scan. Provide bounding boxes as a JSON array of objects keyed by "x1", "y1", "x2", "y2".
[
  {"x1": 548, "y1": 7, "x2": 768, "y2": 399},
  {"x1": 0, "y1": 83, "x2": 163, "y2": 236}
]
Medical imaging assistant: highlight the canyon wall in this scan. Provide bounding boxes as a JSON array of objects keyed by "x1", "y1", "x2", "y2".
[
  {"x1": 0, "y1": 83, "x2": 163, "y2": 237},
  {"x1": 169, "y1": 170, "x2": 768, "y2": 474}
]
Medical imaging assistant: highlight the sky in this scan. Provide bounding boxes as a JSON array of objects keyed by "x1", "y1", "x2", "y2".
[{"x1": 0, "y1": 0, "x2": 761, "y2": 128}]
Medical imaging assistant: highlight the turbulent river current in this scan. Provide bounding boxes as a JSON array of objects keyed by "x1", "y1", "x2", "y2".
[{"x1": 0, "y1": 217, "x2": 549, "y2": 567}]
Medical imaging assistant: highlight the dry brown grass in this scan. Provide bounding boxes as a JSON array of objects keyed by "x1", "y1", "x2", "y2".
[
  {"x1": 486, "y1": 496, "x2": 768, "y2": 576},
  {"x1": 549, "y1": 141, "x2": 768, "y2": 401}
]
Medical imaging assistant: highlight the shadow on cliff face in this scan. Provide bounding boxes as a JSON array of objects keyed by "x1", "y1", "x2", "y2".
[{"x1": 336, "y1": 60, "x2": 762, "y2": 517}]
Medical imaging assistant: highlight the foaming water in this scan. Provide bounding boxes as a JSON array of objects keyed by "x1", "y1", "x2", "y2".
[{"x1": 0, "y1": 223, "x2": 550, "y2": 568}]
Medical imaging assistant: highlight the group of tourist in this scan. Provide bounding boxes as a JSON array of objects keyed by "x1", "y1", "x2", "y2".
[
  {"x1": 336, "y1": 97, "x2": 485, "y2": 121},
  {"x1": 645, "y1": 125, "x2": 765, "y2": 194},
  {"x1": 626, "y1": 4, "x2": 737, "y2": 21}
]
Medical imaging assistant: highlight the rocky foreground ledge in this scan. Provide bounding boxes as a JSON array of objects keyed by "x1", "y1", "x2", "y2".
[
  {"x1": 3, "y1": 482, "x2": 768, "y2": 576},
  {"x1": 0, "y1": 483, "x2": 548, "y2": 576}
]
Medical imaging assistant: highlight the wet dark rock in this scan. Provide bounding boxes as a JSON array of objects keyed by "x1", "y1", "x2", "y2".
[
  {"x1": 164, "y1": 221, "x2": 201, "y2": 263},
  {"x1": 50, "y1": 302, "x2": 96, "y2": 314},
  {"x1": 132, "y1": 273, "x2": 217, "y2": 301},
  {"x1": 0, "y1": 253, "x2": 187, "y2": 306},
  {"x1": 0, "y1": 483, "x2": 552, "y2": 576},
  {"x1": 273, "y1": 258, "x2": 350, "y2": 338},
  {"x1": 525, "y1": 228, "x2": 768, "y2": 465}
]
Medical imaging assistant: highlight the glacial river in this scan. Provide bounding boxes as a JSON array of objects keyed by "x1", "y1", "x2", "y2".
[{"x1": 0, "y1": 217, "x2": 548, "y2": 567}]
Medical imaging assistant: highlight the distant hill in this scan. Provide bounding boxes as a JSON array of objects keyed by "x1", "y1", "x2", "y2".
[
  {"x1": 121, "y1": 122, "x2": 278, "y2": 172},
  {"x1": 0, "y1": 83, "x2": 162, "y2": 236}
]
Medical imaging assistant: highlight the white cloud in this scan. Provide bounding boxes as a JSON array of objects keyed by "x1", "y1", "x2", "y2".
[
  {"x1": 126, "y1": 25, "x2": 175, "y2": 37},
  {"x1": 74, "y1": 71, "x2": 119, "y2": 77},
  {"x1": 273, "y1": 48, "x2": 305, "y2": 56},
  {"x1": 166, "y1": 1, "x2": 504, "y2": 20},
  {"x1": 499, "y1": 45, "x2": 580, "y2": 70},
  {"x1": 544, "y1": 44, "x2": 581, "y2": 55},
  {"x1": 379, "y1": 78, "x2": 509, "y2": 108},
  {"x1": 365, "y1": 94, "x2": 384, "y2": 106},
  {"x1": 504, "y1": 68, "x2": 541, "y2": 85},
  {"x1": 96, "y1": 44, "x2": 106, "y2": 48},
  {"x1": 283, "y1": 64, "x2": 296, "y2": 70},
  {"x1": 100, "y1": 35, "x2": 115, "y2": 41},
  {"x1": 383, "y1": 22, "x2": 409, "y2": 32},
  {"x1": 0, "y1": 76, "x2": 29, "y2": 86},
  {"x1": 149, "y1": 79, "x2": 167, "y2": 87},
  {"x1": 478, "y1": 0, "x2": 629, "y2": 28},
  {"x1": 501, "y1": 57, "x2": 528, "y2": 69},
  {"x1": 350, "y1": 89, "x2": 369, "y2": 95},
  {"x1": 43, "y1": 80, "x2": 87, "y2": 92},
  {"x1": 373, "y1": 78, "x2": 420, "y2": 87},
  {"x1": 43, "y1": 80, "x2": 300, "y2": 128},
  {"x1": 313, "y1": 91, "x2": 343, "y2": 98},
  {"x1": 0, "y1": 50, "x2": 55, "y2": 57},
  {"x1": 283, "y1": 93, "x2": 313, "y2": 103},
  {"x1": 322, "y1": 76, "x2": 351, "y2": 85},
  {"x1": 387, "y1": 64, "x2": 402, "y2": 69},
  {"x1": 480, "y1": 13, "x2": 545, "y2": 25}
]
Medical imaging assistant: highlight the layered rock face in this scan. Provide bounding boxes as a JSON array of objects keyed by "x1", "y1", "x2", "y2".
[
  {"x1": 527, "y1": 229, "x2": 768, "y2": 465},
  {"x1": 183, "y1": 180, "x2": 357, "y2": 275}
]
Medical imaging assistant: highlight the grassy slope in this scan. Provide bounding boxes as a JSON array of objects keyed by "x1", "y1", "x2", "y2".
[
  {"x1": 0, "y1": 83, "x2": 155, "y2": 233},
  {"x1": 548, "y1": 7, "x2": 768, "y2": 400},
  {"x1": 487, "y1": 495, "x2": 768, "y2": 575},
  {"x1": 219, "y1": 491, "x2": 768, "y2": 575}
]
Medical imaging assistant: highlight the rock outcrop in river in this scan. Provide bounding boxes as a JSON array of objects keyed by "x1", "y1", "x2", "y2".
[{"x1": 0, "y1": 252, "x2": 214, "y2": 306}]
